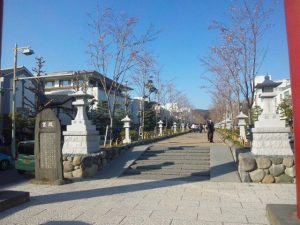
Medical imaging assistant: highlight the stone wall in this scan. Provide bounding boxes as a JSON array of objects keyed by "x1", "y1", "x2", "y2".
[
  {"x1": 62, "y1": 131, "x2": 190, "y2": 179},
  {"x1": 62, "y1": 146, "x2": 130, "y2": 179},
  {"x1": 63, "y1": 152, "x2": 104, "y2": 179},
  {"x1": 238, "y1": 153, "x2": 295, "y2": 183}
]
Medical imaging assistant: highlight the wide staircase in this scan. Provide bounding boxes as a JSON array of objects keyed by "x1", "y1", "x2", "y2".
[{"x1": 121, "y1": 144, "x2": 210, "y2": 182}]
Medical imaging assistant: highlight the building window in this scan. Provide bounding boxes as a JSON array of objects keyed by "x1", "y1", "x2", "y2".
[
  {"x1": 45, "y1": 81, "x2": 55, "y2": 88},
  {"x1": 59, "y1": 80, "x2": 71, "y2": 87}
]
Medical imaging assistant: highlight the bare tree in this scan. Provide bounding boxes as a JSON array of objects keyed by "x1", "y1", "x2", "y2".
[
  {"x1": 130, "y1": 52, "x2": 158, "y2": 137},
  {"x1": 190, "y1": 109, "x2": 206, "y2": 124},
  {"x1": 87, "y1": 7, "x2": 158, "y2": 144},
  {"x1": 209, "y1": 93, "x2": 228, "y2": 123},
  {"x1": 202, "y1": 0, "x2": 272, "y2": 126}
]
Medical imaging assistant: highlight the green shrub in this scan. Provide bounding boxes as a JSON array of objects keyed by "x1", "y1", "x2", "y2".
[{"x1": 119, "y1": 129, "x2": 139, "y2": 141}]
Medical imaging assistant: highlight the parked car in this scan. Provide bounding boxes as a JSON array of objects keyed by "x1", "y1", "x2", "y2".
[
  {"x1": 15, "y1": 140, "x2": 35, "y2": 174},
  {"x1": 0, "y1": 152, "x2": 12, "y2": 170}
]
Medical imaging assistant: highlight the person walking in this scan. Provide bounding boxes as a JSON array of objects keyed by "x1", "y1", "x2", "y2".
[{"x1": 207, "y1": 119, "x2": 215, "y2": 143}]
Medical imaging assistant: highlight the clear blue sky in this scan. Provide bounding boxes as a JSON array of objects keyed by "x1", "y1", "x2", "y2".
[{"x1": 2, "y1": 0, "x2": 289, "y2": 109}]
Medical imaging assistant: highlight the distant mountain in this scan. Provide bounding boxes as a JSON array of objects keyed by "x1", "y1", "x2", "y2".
[{"x1": 191, "y1": 109, "x2": 210, "y2": 122}]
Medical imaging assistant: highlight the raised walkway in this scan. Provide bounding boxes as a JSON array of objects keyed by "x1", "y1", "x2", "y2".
[{"x1": 0, "y1": 132, "x2": 296, "y2": 225}]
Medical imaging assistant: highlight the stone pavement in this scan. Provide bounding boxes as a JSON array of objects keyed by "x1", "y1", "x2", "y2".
[{"x1": 0, "y1": 133, "x2": 296, "y2": 225}]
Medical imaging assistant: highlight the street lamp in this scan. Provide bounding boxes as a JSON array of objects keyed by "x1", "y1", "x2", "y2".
[{"x1": 11, "y1": 43, "x2": 34, "y2": 160}]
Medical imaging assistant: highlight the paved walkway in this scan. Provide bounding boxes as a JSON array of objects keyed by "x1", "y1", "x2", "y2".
[{"x1": 0, "y1": 133, "x2": 296, "y2": 225}]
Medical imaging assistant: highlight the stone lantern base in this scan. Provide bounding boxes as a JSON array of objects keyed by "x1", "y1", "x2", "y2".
[
  {"x1": 251, "y1": 127, "x2": 293, "y2": 155},
  {"x1": 63, "y1": 130, "x2": 100, "y2": 154}
]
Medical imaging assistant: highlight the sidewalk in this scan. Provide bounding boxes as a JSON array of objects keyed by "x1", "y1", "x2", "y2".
[{"x1": 0, "y1": 133, "x2": 296, "y2": 225}]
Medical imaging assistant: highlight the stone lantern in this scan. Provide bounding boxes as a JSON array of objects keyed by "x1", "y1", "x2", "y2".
[
  {"x1": 121, "y1": 115, "x2": 131, "y2": 144},
  {"x1": 251, "y1": 75, "x2": 293, "y2": 155},
  {"x1": 237, "y1": 111, "x2": 248, "y2": 142},
  {"x1": 62, "y1": 91, "x2": 100, "y2": 154},
  {"x1": 181, "y1": 122, "x2": 185, "y2": 132},
  {"x1": 158, "y1": 120, "x2": 163, "y2": 136},
  {"x1": 173, "y1": 122, "x2": 177, "y2": 133}
]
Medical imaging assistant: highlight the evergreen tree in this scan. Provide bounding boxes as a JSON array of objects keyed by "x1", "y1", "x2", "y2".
[
  {"x1": 91, "y1": 100, "x2": 110, "y2": 134},
  {"x1": 251, "y1": 105, "x2": 263, "y2": 124},
  {"x1": 277, "y1": 96, "x2": 293, "y2": 127},
  {"x1": 143, "y1": 102, "x2": 156, "y2": 131}
]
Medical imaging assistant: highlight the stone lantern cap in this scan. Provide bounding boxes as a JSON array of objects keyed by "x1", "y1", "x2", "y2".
[
  {"x1": 121, "y1": 115, "x2": 131, "y2": 122},
  {"x1": 68, "y1": 90, "x2": 94, "y2": 99},
  {"x1": 237, "y1": 111, "x2": 248, "y2": 119},
  {"x1": 158, "y1": 120, "x2": 163, "y2": 125},
  {"x1": 255, "y1": 75, "x2": 281, "y2": 89}
]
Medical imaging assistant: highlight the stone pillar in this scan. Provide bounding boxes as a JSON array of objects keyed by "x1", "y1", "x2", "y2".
[
  {"x1": 62, "y1": 91, "x2": 100, "y2": 154},
  {"x1": 158, "y1": 120, "x2": 163, "y2": 136},
  {"x1": 181, "y1": 122, "x2": 185, "y2": 132},
  {"x1": 237, "y1": 111, "x2": 248, "y2": 142},
  {"x1": 121, "y1": 115, "x2": 131, "y2": 144},
  {"x1": 173, "y1": 122, "x2": 177, "y2": 134}
]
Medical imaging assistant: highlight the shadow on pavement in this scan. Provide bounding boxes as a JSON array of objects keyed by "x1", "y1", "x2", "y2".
[
  {"x1": 0, "y1": 169, "x2": 33, "y2": 189},
  {"x1": 41, "y1": 221, "x2": 91, "y2": 225},
  {"x1": 0, "y1": 160, "x2": 237, "y2": 220}
]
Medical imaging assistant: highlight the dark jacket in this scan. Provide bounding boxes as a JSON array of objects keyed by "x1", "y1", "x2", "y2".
[{"x1": 207, "y1": 120, "x2": 215, "y2": 132}]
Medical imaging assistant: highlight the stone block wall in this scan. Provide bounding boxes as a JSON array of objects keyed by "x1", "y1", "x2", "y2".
[
  {"x1": 63, "y1": 152, "x2": 105, "y2": 179},
  {"x1": 63, "y1": 146, "x2": 128, "y2": 179},
  {"x1": 238, "y1": 153, "x2": 295, "y2": 183}
]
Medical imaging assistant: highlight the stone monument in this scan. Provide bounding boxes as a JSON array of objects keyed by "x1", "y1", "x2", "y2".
[
  {"x1": 181, "y1": 122, "x2": 185, "y2": 132},
  {"x1": 121, "y1": 115, "x2": 131, "y2": 144},
  {"x1": 35, "y1": 108, "x2": 63, "y2": 182},
  {"x1": 62, "y1": 91, "x2": 100, "y2": 154},
  {"x1": 237, "y1": 111, "x2": 248, "y2": 142},
  {"x1": 158, "y1": 120, "x2": 163, "y2": 136},
  {"x1": 251, "y1": 76, "x2": 293, "y2": 155}
]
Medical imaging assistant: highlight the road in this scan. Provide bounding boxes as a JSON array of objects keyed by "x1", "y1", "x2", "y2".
[{"x1": 0, "y1": 167, "x2": 32, "y2": 189}]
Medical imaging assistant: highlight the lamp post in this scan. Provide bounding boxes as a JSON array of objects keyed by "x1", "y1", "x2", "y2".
[{"x1": 11, "y1": 43, "x2": 34, "y2": 160}]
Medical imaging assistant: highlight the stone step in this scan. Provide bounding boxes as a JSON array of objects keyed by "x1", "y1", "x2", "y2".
[
  {"x1": 134, "y1": 159, "x2": 210, "y2": 165},
  {"x1": 124, "y1": 168, "x2": 210, "y2": 176},
  {"x1": 121, "y1": 174, "x2": 210, "y2": 181},
  {"x1": 147, "y1": 146, "x2": 209, "y2": 151},
  {"x1": 138, "y1": 156, "x2": 210, "y2": 161},
  {"x1": 142, "y1": 152, "x2": 209, "y2": 156},
  {"x1": 146, "y1": 149, "x2": 210, "y2": 152},
  {"x1": 131, "y1": 164, "x2": 210, "y2": 170},
  {"x1": 126, "y1": 166, "x2": 210, "y2": 172},
  {"x1": 131, "y1": 160, "x2": 210, "y2": 166},
  {"x1": 121, "y1": 143, "x2": 211, "y2": 181}
]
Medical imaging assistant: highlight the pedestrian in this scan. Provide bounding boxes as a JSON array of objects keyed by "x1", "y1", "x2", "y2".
[
  {"x1": 207, "y1": 119, "x2": 215, "y2": 143},
  {"x1": 191, "y1": 124, "x2": 196, "y2": 133},
  {"x1": 199, "y1": 124, "x2": 203, "y2": 133}
]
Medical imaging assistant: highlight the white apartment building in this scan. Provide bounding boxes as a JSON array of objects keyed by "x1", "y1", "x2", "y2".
[{"x1": 43, "y1": 70, "x2": 131, "y2": 126}]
